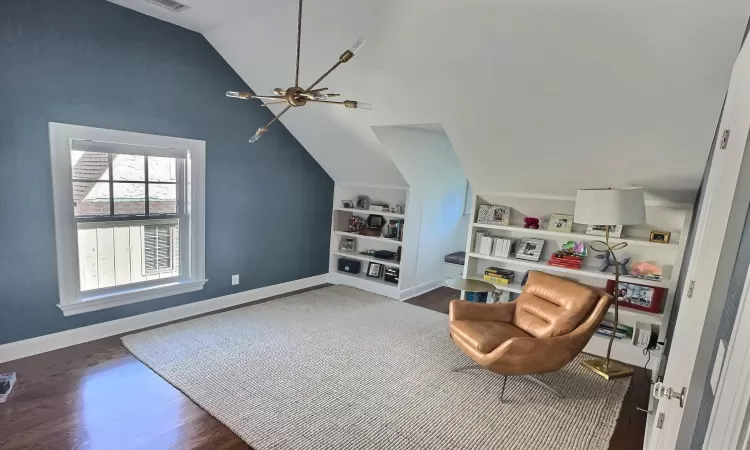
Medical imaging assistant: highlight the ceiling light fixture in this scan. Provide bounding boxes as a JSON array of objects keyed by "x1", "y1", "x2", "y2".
[{"x1": 225, "y1": 0, "x2": 373, "y2": 143}]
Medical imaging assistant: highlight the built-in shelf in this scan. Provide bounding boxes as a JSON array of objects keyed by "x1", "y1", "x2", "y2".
[
  {"x1": 472, "y1": 223, "x2": 678, "y2": 249},
  {"x1": 469, "y1": 252, "x2": 670, "y2": 287},
  {"x1": 335, "y1": 231, "x2": 403, "y2": 245},
  {"x1": 334, "y1": 207, "x2": 405, "y2": 219},
  {"x1": 608, "y1": 306, "x2": 663, "y2": 325},
  {"x1": 332, "y1": 251, "x2": 400, "y2": 268}
]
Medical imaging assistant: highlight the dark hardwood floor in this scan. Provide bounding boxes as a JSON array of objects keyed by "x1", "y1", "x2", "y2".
[{"x1": 0, "y1": 287, "x2": 649, "y2": 450}]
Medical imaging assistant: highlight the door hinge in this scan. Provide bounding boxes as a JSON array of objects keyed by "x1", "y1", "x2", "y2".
[
  {"x1": 687, "y1": 280, "x2": 695, "y2": 298},
  {"x1": 657, "y1": 412, "x2": 665, "y2": 429},
  {"x1": 721, "y1": 129, "x2": 731, "y2": 149}
]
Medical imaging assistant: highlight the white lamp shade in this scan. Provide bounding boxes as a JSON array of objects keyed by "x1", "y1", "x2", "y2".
[{"x1": 574, "y1": 188, "x2": 646, "y2": 225}]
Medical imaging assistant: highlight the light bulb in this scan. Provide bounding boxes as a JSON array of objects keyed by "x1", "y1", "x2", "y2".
[
  {"x1": 356, "y1": 102, "x2": 374, "y2": 110},
  {"x1": 350, "y1": 38, "x2": 366, "y2": 54},
  {"x1": 226, "y1": 91, "x2": 241, "y2": 98}
]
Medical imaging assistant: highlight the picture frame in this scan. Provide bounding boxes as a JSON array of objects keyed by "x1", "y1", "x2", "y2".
[
  {"x1": 342, "y1": 200, "x2": 354, "y2": 208},
  {"x1": 548, "y1": 214, "x2": 574, "y2": 233},
  {"x1": 586, "y1": 224, "x2": 623, "y2": 238},
  {"x1": 515, "y1": 238, "x2": 545, "y2": 262},
  {"x1": 649, "y1": 230, "x2": 671, "y2": 244},
  {"x1": 355, "y1": 195, "x2": 370, "y2": 210},
  {"x1": 367, "y1": 262, "x2": 384, "y2": 278},
  {"x1": 339, "y1": 237, "x2": 356, "y2": 252},
  {"x1": 606, "y1": 280, "x2": 665, "y2": 313},
  {"x1": 477, "y1": 204, "x2": 510, "y2": 226}
]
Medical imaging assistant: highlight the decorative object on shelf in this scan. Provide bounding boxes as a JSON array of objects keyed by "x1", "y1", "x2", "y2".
[
  {"x1": 342, "y1": 200, "x2": 354, "y2": 208},
  {"x1": 367, "y1": 262, "x2": 384, "y2": 278},
  {"x1": 384, "y1": 219, "x2": 404, "y2": 241},
  {"x1": 477, "y1": 204, "x2": 510, "y2": 225},
  {"x1": 359, "y1": 227, "x2": 382, "y2": 237},
  {"x1": 632, "y1": 322, "x2": 656, "y2": 348},
  {"x1": 649, "y1": 230, "x2": 672, "y2": 244},
  {"x1": 595, "y1": 320, "x2": 633, "y2": 340},
  {"x1": 548, "y1": 214, "x2": 574, "y2": 233},
  {"x1": 368, "y1": 204, "x2": 388, "y2": 212},
  {"x1": 548, "y1": 240, "x2": 586, "y2": 269},
  {"x1": 225, "y1": 0, "x2": 371, "y2": 143},
  {"x1": 339, "y1": 237, "x2": 356, "y2": 252},
  {"x1": 366, "y1": 214, "x2": 385, "y2": 229},
  {"x1": 523, "y1": 217, "x2": 540, "y2": 229},
  {"x1": 384, "y1": 266, "x2": 399, "y2": 284},
  {"x1": 515, "y1": 238, "x2": 545, "y2": 261},
  {"x1": 337, "y1": 258, "x2": 361, "y2": 274},
  {"x1": 574, "y1": 187, "x2": 646, "y2": 380},
  {"x1": 372, "y1": 250, "x2": 397, "y2": 261},
  {"x1": 360, "y1": 249, "x2": 376, "y2": 256},
  {"x1": 477, "y1": 233, "x2": 495, "y2": 255},
  {"x1": 586, "y1": 224, "x2": 623, "y2": 238},
  {"x1": 606, "y1": 279, "x2": 665, "y2": 314},
  {"x1": 356, "y1": 195, "x2": 370, "y2": 210},
  {"x1": 629, "y1": 261, "x2": 663, "y2": 281},
  {"x1": 465, "y1": 291, "x2": 488, "y2": 303},
  {"x1": 397, "y1": 245, "x2": 402, "y2": 262},
  {"x1": 484, "y1": 267, "x2": 515, "y2": 285},
  {"x1": 390, "y1": 205, "x2": 404, "y2": 214},
  {"x1": 596, "y1": 252, "x2": 631, "y2": 275},
  {"x1": 348, "y1": 215, "x2": 366, "y2": 232},
  {"x1": 492, "y1": 238, "x2": 516, "y2": 258}
]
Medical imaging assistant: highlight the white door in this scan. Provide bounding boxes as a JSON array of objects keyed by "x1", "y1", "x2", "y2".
[{"x1": 647, "y1": 43, "x2": 750, "y2": 449}]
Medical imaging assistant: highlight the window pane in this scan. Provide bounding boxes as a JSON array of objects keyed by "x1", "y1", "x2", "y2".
[
  {"x1": 113, "y1": 183, "x2": 145, "y2": 215},
  {"x1": 77, "y1": 221, "x2": 179, "y2": 291},
  {"x1": 148, "y1": 156, "x2": 177, "y2": 182},
  {"x1": 71, "y1": 151, "x2": 109, "y2": 181},
  {"x1": 74, "y1": 182, "x2": 111, "y2": 217},
  {"x1": 149, "y1": 184, "x2": 177, "y2": 214},
  {"x1": 112, "y1": 154, "x2": 145, "y2": 181}
]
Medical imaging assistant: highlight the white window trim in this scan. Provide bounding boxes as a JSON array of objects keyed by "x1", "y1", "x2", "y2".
[{"x1": 49, "y1": 123, "x2": 207, "y2": 316}]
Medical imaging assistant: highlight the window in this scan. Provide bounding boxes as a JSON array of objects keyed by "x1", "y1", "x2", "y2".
[
  {"x1": 143, "y1": 224, "x2": 175, "y2": 274},
  {"x1": 50, "y1": 123, "x2": 206, "y2": 315}
]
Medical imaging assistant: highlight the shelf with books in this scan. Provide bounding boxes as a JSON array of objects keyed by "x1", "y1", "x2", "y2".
[
  {"x1": 469, "y1": 252, "x2": 670, "y2": 288},
  {"x1": 472, "y1": 222, "x2": 679, "y2": 249}
]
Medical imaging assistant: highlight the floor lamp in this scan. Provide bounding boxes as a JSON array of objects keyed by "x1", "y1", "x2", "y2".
[{"x1": 574, "y1": 187, "x2": 646, "y2": 380}]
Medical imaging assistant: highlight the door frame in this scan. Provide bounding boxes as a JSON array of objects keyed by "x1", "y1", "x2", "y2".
[
  {"x1": 704, "y1": 137, "x2": 750, "y2": 450},
  {"x1": 648, "y1": 41, "x2": 750, "y2": 449}
]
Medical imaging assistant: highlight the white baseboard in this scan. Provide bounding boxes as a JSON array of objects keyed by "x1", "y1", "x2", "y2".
[
  {"x1": 399, "y1": 279, "x2": 444, "y2": 301},
  {"x1": 0, "y1": 274, "x2": 328, "y2": 364}
]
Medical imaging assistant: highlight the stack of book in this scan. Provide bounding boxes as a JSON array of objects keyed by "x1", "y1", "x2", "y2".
[
  {"x1": 484, "y1": 267, "x2": 515, "y2": 285},
  {"x1": 595, "y1": 320, "x2": 633, "y2": 340},
  {"x1": 547, "y1": 250, "x2": 584, "y2": 269},
  {"x1": 492, "y1": 238, "x2": 515, "y2": 258}
]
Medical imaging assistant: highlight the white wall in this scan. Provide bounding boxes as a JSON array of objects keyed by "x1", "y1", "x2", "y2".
[{"x1": 372, "y1": 124, "x2": 467, "y2": 289}]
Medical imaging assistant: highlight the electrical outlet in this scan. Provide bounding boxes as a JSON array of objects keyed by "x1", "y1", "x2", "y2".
[{"x1": 231, "y1": 274, "x2": 239, "y2": 285}]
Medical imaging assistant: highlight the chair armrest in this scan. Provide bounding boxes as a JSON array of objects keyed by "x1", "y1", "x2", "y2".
[{"x1": 449, "y1": 300, "x2": 516, "y2": 323}]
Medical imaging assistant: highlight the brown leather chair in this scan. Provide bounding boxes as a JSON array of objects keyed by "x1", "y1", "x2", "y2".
[{"x1": 449, "y1": 271, "x2": 611, "y2": 400}]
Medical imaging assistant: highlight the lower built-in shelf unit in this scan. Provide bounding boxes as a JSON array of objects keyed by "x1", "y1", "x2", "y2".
[
  {"x1": 464, "y1": 192, "x2": 692, "y2": 374},
  {"x1": 329, "y1": 183, "x2": 409, "y2": 299}
]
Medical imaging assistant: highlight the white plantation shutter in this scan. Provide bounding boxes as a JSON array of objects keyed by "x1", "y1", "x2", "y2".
[{"x1": 144, "y1": 225, "x2": 172, "y2": 272}]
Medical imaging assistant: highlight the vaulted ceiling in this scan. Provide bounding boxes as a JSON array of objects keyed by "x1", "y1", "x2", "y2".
[{"x1": 109, "y1": 0, "x2": 749, "y2": 202}]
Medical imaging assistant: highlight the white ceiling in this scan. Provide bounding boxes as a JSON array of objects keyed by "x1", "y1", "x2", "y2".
[{"x1": 109, "y1": 0, "x2": 749, "y2": 200}]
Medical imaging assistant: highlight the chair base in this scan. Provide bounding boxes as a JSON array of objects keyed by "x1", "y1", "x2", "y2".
[
  {"x1": 451, "y1": 364, "x2": 565, "y2": 402},
  {"x1": 580, "y1": 357, "x2": 633, "y2": 380}
]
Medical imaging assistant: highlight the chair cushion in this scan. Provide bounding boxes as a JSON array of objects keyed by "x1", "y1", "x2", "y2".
[
  {"x1": 513, "y1": 271, "x2": 599, "y2": 338},
  {"x1": 450, "y1": 320, "x2": 532, "y2": 353}
]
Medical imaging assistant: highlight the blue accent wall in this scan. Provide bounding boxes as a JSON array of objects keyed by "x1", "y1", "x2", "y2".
[{"x1": 0, "y1": 0, "x2": 333, "y2": 344}]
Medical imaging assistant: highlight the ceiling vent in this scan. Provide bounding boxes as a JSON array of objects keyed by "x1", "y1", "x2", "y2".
[{"x1": 145, "y1": 0, "x2": 190, "y2": 12}]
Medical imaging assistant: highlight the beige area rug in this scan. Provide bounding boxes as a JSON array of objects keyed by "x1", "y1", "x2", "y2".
[{"x1": 122, "y1": 285, "x2": 629, "y2": 450}]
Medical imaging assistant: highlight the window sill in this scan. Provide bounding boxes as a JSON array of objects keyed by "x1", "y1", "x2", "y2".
[{"x1": 57, "y1": 279, "x2": 208, "y2": 316}]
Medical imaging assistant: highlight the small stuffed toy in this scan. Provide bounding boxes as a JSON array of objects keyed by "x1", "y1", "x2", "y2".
[
  {"x1": 596, "y1": 252, "x2": 631, "y2": 275},
  {"x1": 523, "y1": 217, "x2": 540, "y2": 229}
]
